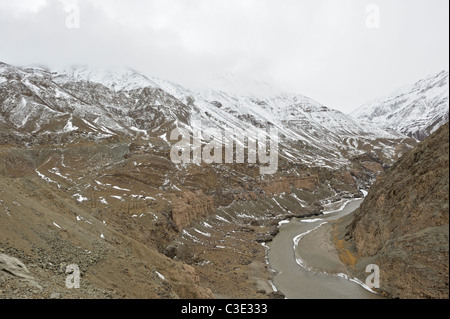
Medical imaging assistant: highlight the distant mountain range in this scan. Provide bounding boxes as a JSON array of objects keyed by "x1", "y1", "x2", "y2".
[
  {"x1": 352, "y1": 70, "x2": 449, "y2": 141},
  {"x1": 1, "y1": 61, "x2": 426, "y2": 170}
]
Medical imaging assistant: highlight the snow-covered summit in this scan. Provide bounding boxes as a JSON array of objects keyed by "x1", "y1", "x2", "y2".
[
  {"x1": 352, "y1": 70, "x2": 449, "y2": 140},
  {"x1": 51, "y1": 65, "x2": 158, "y2": 91}
]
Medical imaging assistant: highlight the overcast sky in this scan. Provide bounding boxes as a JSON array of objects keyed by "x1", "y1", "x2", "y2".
[{"x1": 0, "y1": 0, "x2": 448, "y2": 113}]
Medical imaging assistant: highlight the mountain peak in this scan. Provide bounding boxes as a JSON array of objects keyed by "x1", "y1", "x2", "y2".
[
  {"x1": 352, "y1": 70, "x2": 449, "y2": 140},
  {"x1": 50, "y1": 65, "x2": 157, "y2": 91}
]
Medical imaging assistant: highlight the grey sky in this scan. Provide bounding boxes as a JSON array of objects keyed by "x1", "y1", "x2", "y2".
[{"x1": 0, "y1": 0, "x2": 448, "y2": 113}]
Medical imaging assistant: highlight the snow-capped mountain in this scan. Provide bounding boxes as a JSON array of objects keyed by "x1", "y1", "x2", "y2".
[
  {"x1": 352, "y1": 71, "x2": 449, "y2": 140},
  {"x1": 0, "y1": 62, "x2": 413, "y2": 169},
  {"x1": 187, "y1": 85, "x2": 409, "y2": 167},
  {"x1": 0, "y1": 63, "x2": 191, "y2": 138}
]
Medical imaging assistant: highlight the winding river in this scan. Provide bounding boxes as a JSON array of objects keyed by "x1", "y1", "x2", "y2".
[{"x1": 267, "y1": 198, "x2": 384, "y2": 299}]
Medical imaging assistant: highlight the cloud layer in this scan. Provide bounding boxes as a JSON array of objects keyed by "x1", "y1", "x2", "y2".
[{"x1": 0, "y1": 0, "x2": 448, "y2": 112}]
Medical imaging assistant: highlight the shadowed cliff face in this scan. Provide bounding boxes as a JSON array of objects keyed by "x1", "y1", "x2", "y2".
[{"x1": 345, "y1": 122, "x2": 449, "y2": 299}]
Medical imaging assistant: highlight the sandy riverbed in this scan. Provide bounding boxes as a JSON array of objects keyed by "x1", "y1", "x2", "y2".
[{"x1": 267, "y1": 198, "x2": 384, "y2": 299}]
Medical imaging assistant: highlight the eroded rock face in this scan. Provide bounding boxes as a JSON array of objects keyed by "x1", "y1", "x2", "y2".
[
  {"x1": 260, "y1": 176, "x2": 319, "y2": 196},
  {"x1": 169, "y1": 175, "x2": 322, "y2": 230},
  {"x1": 345, "y1": 123, "x2": 449, "y2": 299},
  {"x1": 171, "y1": 191, "x2": 215, "y2": 230}
]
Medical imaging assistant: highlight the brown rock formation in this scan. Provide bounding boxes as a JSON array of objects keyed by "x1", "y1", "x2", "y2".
[
  {"x1": 343, "y1": 123, "x2": 449, "y2": 299},
  {"x1": 260, "y1": 175, "x2": 319, "y2": 197},
  {"x1": 171, "y1": 191, "x2": 215, "y2": 230}
]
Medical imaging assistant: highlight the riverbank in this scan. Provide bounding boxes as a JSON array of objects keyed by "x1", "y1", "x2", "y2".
[
  {"x1": 296, "y1": 222, "x2": 349, "y2": 274},
  {"x1": 267, "y1": 198, "x2": 383, "y2": 299}
]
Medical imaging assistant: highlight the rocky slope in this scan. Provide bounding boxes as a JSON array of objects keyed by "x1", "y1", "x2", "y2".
[
  {"x1": 0, "y1": 166, "x2": 218, "y2": 299},
  {"x1": 336, "y1": 122, "x2": 449, "y2": 299},
  {"x1": 353, "y1": 71, "x2": 449, "y2": 141}
]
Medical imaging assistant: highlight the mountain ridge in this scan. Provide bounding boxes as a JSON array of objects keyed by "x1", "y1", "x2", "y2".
[
  {"x1": 0, "y1": 61, "x2": 413, "y2": 170},
  {"x1": 352, "y1": 70, "x2": 449, "y2": 140}
]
